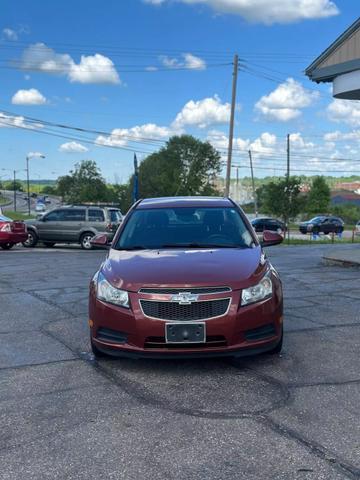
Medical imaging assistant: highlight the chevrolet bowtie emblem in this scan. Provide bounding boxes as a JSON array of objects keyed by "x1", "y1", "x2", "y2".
[{"x1": 171, "y1": 292, "x2": 199, "y2": 305}]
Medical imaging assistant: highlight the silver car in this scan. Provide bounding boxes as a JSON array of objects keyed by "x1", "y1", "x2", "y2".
[{"x1": 23, "y1": 205, "x2": 123, "y2": 249}]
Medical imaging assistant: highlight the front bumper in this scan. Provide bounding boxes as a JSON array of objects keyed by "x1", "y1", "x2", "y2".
[{"x1": 89, "y1": 282, "x2": 283, "y2": 358}]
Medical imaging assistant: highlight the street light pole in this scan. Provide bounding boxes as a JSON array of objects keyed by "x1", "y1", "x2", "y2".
[
  {"x1": 26, "y1": 153, "x2": 45, "y2": 216},
  {"x1": 26, "y1": 155, "x2": 30, "y2": 216},
  {"x1": 13, "y1": 170, "x2": 16, "y2": 212}
]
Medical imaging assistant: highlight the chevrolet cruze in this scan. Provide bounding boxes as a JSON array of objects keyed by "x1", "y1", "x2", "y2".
[{"x1": 89, "y1": 197, "x2": 284, "y2": 359}]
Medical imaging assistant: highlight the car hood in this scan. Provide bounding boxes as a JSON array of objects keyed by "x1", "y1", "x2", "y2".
[{"x1": 101, "y1": 246, "x2": 267, "y2": 292}]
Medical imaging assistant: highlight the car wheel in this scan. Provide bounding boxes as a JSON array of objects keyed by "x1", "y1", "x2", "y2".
[
  {"x1": 43, "y1": 242, "x2": 56, "y2": 248},
  {"x1": 91, "y1": 337, "x2": 109, "y2": 359},
  {"x1": 1, "y1": 243, "x2": 14, "y2": 250},
  {"x1": 80, "y1": 232, "x2": 95, "y2": 250},
  {"x1": 267, "y1": 327, "x2": 283, "y2": 355},
  {"x1": 22, "y1": 230, "x2": 38, "y2": 248}
]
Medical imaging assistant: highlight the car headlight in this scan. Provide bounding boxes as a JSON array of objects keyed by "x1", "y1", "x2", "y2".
[
  {"x1": 96, "y1": 271, "x2": 129, "y2": 308},
  {"x1": 241, "y1": 272, "x2": 273, "y2": 306}
]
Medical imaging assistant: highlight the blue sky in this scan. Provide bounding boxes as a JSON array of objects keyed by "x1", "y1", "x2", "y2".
[{"x1": 1, "y1": 0, "x2": 360, "y2": 182}]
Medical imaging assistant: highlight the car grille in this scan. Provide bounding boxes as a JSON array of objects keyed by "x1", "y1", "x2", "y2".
[
  {"x1": 139, "y1": 287, "x2": 231, "y2": 295},
  {"x1": 140, "y1": 298, "x2": 230, "y2": 321}
]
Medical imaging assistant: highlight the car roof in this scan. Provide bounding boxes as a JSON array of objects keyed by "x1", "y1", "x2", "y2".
[{"x1": 137, "y1": 197, "x2": 234, "y2": 209}]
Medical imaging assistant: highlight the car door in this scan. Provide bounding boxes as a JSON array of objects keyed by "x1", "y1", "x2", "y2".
[
  {"x1": 38, "y1": 209, "x2": 65, "y2": 241},
  {"x1": 319, "y1": 217, "x2": 330, "y2": 233},
  {"x1": 61, "y1": 209, "x2": 86, "y2": 242}
]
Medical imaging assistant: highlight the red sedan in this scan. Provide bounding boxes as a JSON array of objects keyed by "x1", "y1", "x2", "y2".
[
  {"x1": 89, "y1": 197, "x2": 284, "y2": 359},
  {"x1": 0, "y1": 214, "x2": 28, "y2": 250}
]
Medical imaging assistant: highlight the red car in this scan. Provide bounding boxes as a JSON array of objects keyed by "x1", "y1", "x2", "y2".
[
  {"x1": 0, "y1": 214, "x2": 28, "y2": 250},
  {"x1": 89, "y1": 197, "x2": 284, "y2": 359}
]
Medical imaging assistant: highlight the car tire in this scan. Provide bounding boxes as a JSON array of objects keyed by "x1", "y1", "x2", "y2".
[
  {"x1": 1, "y1": 243, "x2": 14, "y2": 250},
  {"x1": 80, "y1": 232, "x2": 95, "y2": 250},
  {"x1": 267, "y1": 327, "x2": 283, "y2": 355},
  {"x1": 22, "y1": 230, "x2": 38, "y2": 248},
  {"x1": 91, "y1": 337, "x2": 108, "y2": 359},
  {"x1": 43, "y1": 242, "x2": 56, "y2": 248}
]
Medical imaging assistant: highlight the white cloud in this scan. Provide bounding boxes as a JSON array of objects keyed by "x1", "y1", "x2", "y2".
[
  {"x1": 255, "y1": 78, "x2": 319, "y2": 122},
  {"x1": 19, "y1": 43, "x2": 120, "y2": 85},
  {"x1": 324, "y1": 130, "x2": 360, "y2": 142},
  {"x1": 68, "y1": 54, "x2": 120, "y2": 84},
  {"x1": 183, "y1": 53, "x2": 206, "y2": 70},
  {"x1": 59, "y1": 141, "x2": 89, "y2": 153},
  {"x1": 2, "y1": 28, "x2": 18, "y2": 40},
  {"x1": 327, "y1": 99, "x2": 360, "y2": 127},
  {"x1": 0, "y1": 112, "x2": 42, "y2": 130},
  {"x1": 159, "y1": 53, "x2": 206, "y2": 70},
  {"x1": 144, "y1": 0, "x2": 339, "y2": 24},
  {"x1": 11, "y1": 88, "x2": 47, "y2": 105},
  {"x1": 96, "y1": 123, "x2": 176, "y2": 147},
  {"x1": 172, "y1": 95, "x2": 232, "y2": 129}
]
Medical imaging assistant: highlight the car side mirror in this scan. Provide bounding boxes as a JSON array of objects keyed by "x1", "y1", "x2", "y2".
[
  {"x1": 261, "y1": 230, "x2": 283, "y2": 247},
  {"x1": 90, "y1": 233, "x2": 111, "y2": 249}
]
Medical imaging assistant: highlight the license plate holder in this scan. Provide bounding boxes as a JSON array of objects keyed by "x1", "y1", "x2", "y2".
[{"x1": 165, "y1": 322, "x2": 206, "y2": 343}]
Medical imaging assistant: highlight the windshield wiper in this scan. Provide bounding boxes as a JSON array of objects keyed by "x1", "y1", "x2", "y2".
[
  {"x1": 159, "y1": 243, "x2": 247, "y2": 249},
  {"x1": 117, "y1": 245, "x2": 147, "y2": 251}
]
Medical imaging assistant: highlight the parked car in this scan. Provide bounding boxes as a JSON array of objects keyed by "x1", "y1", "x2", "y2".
[
  {"x1": 299, "y1": 216, "x2": 344, "y2": 235},
  {"x1": 23, "y1": 205, "x2": 123, "y2": 249},
  {"x1": 0, "y1": 214, "x2": 27, "y2": 250},
  {"x1": 35, "y1": 202, "x2": 46, "y2": 213},
  {"x1": 89, "y1": 196, "x2": 284, "y2": 359},
  {"x1": 251, "y1": 217, "x2": 286, "y2": 234},
  {"x1": 356, "y1": 220, "x2": 360, "y2": 236}
]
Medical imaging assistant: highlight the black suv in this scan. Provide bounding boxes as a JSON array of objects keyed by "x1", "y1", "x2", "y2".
[
  {"x1": 23, "y1": 205, "x2": 123, "y2": 249},
  {"x1": 299, "y1": 216, "x2": 344, "y2": 235},
  {"x1": 251, "y1": 217, "x2": 286, "y2": 233}
]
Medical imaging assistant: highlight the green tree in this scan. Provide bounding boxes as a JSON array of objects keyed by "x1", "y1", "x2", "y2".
[
  {"x1": 3, "y1": 180, "x2": 24, "y2": 192},
  {"x1": 306, "y1": 176, "x2": 330, "y2": 215},
  {"x1": 41, "y1": 185, "x2": 57, "y2": 195},
  {"x1": 57, "y1": 160, "x2": 110, "y2": 203},
  {"x1": 134, "y1": 135, "x2": 221, "y2": 199},
  {"x1": 259, "y1": 176, "x2": 305, "y2": 223}
]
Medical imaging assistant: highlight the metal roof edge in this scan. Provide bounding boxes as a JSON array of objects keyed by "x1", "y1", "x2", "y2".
[{"x1": 305, "y1": 17, "x2": 360, "y2": 76}]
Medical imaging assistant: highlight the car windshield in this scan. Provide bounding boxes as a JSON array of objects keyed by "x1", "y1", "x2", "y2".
[
  {"x1": 310, "y1": 216, "x2": 326, "y2": 224},
  {"x1": 116, "y1": 207, "x2": 255, "y2": 250}
]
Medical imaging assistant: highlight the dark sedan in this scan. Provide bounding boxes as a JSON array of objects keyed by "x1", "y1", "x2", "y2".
[
  {"x1": 299, "y1": 216, "x2": 344, "y2": 235},
  {"x1": 251, "y1": 217, "x2": 286, "y2": 234}
]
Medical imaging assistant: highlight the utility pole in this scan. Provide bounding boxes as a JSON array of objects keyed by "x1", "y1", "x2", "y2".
[
  {"x1": 236, "y1": 167, "x2": 239, "y2": 201},
  {"x1": 248, "y1": 150, "x2": 258, "y2": 217},
  {"x1": 225, "y1": 54, "x2": 239, "y2": 197},
  {"x1": 286, "y1": 133, "x2": 290, "y2": 180},
  {"x1": 286, "y1": 134, "x2": 291, "y2": 244}
]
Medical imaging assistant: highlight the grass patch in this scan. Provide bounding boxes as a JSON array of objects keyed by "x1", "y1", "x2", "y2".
[
  {"x1": 4, "y1": 211, "x2": 35, "y2": 221},
  {"x1": 283, "y1": 237, "x2": 360, "y2": 246}
]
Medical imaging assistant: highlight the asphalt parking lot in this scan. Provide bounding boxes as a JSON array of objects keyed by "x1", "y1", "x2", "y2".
[{"x1": 1, "y1": 244, "x2": 359, "y2": 480}]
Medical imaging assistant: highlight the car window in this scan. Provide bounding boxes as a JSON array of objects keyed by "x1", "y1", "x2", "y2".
[
  {"x1": 88, "y1": 209, "x2": 105, "y2": 222},
  {"x1": 310, "y1": 216, "x2": 326, "y2": 223},
  {"x1": 109, "y1": 209, "x2": 122, "y2": 223},
  {"x1": 44, "y1": 210, "x2": 63, "y2": 221},
  {"x1": 0, "y1": 214, "x2": 11, "y2": 222},
  {"x1": 117, "y1": 207, "x2": 255, "y2": 250},
  {"x1": 62, "y1": 209, "x2": 86, "y2": 222}
]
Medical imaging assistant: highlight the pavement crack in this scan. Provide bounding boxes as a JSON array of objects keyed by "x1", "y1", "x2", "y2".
[{"x1": 258, "y1": 416, "x2": 360, "y2": 480}]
